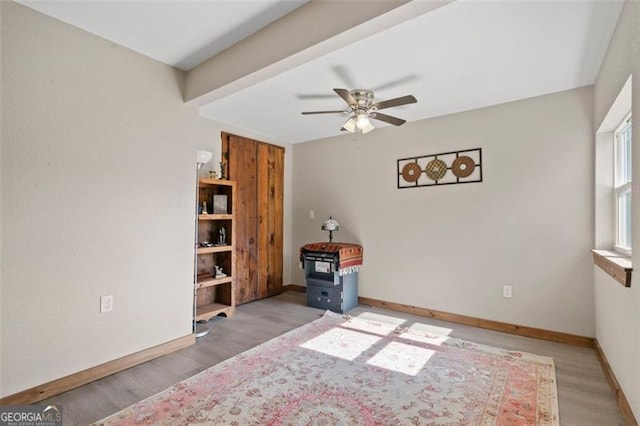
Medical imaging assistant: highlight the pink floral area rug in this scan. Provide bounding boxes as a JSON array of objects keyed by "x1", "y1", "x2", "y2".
[{"x1": 98, "y1": 311, "x2": 559, "y2": 425}]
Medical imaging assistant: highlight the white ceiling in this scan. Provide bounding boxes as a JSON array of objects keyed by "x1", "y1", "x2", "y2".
[
  {"x1": 18, "y1": 0, "x2": 309, "y2": 71},
  {"x1": 19, "y1": 0, "x2": 623, "y2": 144}
]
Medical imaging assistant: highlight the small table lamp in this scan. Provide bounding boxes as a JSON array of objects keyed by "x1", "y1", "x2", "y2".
[{"x1": 322, "y1": 216, "x2": 340, "y2": 242}]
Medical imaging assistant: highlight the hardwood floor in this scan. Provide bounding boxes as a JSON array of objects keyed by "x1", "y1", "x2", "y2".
[{"x1": 40, "y1": 292, "x2": 624, "y2": 425}]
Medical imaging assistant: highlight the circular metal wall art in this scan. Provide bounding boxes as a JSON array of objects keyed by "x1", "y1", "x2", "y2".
[
  {"x1": 396, "y1": 148, "x2": 482, "y2": 189},
  {"x1": 425, "y1": 159, "x2": 447, "y2": 181},
  {"x1": 451, "y1": 156, "x2": 476, "y2": 178},
  {"x1": 401, "y1": 162, "x2": 422, "y2": 182}
]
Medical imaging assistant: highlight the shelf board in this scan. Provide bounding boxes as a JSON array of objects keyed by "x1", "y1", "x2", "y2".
[
  {"x1": 197, "y1": 245, "x2": 232, "y2": 254},
  {"x1": 198, "y1": 214, "x2": 233, "y2": 220},
  {"x1": 196, "y1": 303, "x2": 233, "y2": 321},
  {"x1": 199, "y1": 178, "x2": 235, "y2": 188},
  {"x1": 196, "y1": 274, "x2": 232, "y2": 289}
]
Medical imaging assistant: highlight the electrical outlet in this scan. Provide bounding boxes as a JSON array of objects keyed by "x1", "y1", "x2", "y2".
[
  {"x1": 309, "y1": 210, "x2": 315, "y2": 220},
  {"x1": 100, "y1": 295, "x2": 113, "y2": 313},
  {"x1": 502, "y1": 285, "x2": 512, "y2": 299}
]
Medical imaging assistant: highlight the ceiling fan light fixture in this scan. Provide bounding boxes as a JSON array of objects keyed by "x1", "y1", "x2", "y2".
[
  {"x1": 342, "y1": 116, "x2": 356, "y2": 133},
  {"x1": 356, "y1": 114, "x2": 371, "y2": 130},
  {"x1": 361, "y1": 121, "x2": 375, "y2": 134}
]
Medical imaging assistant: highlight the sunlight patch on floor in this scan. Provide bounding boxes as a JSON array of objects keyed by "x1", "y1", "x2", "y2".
[
  {"x1": 354, "y1": 312, "x2": 408, "y2": 327},
  {"x1": 341, "y1": 318, "x2": 397, "y2": 336},
  {"x1": 300, "y1": 327, "x2": 381, "y2": 361},
  {"x1": 399, "y1": 331, "x2": 449, "y2": 346},
  {"x1": 408, "y1": 322, "x2": 452, "y2": 336},
  {"x1": 366, "y1": 341, "x2": 434, "y2": 376}
]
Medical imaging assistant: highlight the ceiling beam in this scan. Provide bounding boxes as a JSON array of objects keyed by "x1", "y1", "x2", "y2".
[{"x1": 184, "y1": 0, "x2": 454, "y2": 106}]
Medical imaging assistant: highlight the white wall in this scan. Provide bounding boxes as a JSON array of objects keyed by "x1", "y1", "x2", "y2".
[
  {"x1": 1, "y1": 2, "x2": 215, "y2": 397},
  {"x1": 593, "y1": 0, "x2": 640, "y2": 419},
  {"x1": 292, "y1": 86, "x2": 595, "y2": 337}
]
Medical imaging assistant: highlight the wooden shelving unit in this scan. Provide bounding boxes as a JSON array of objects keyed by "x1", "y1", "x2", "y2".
[
  {"x1": 196, "y1": 303, "x2": 232, "y2": 321},
  {"x1": 198, "y1": 214, "x2": 233, "y2": 221},
  {"x1": 196, "y1": 273, "x2": 233, "y2": 289},
  {"x1": 194, "y1": 178, "x2": 236, "y2": 325},
  {"x1": 196, "y1": 245, "x2": 233, "y2": 255}
]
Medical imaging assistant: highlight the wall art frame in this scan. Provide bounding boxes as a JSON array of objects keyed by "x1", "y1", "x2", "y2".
[{"x1": 397, "y1": 148, "x2": 482, "y2": 189}]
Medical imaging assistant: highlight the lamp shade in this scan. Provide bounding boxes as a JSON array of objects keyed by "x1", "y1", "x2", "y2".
[
  {"x1": 196, "y1": 150, "x2": 213, "y2": 166},
  {"x1": 322, "y1": 217, "x2": 339, "y2": 232},
  {"x1": 321, "y1": 216, "x2": 339, "y2": 242},
  {"x1": 356, "y1": 114, "x2": 370, "y2": 130},
  {"x1": 361, "y1": 120, "x2": 375, "y2": 134},
  {"x1": 342, "y1": 117, "x2": 356, "y2": 133}
]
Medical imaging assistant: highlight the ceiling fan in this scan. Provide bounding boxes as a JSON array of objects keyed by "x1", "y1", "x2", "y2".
[{"x1": 301, "y1": 88, "x2": 417, "y2": 134}]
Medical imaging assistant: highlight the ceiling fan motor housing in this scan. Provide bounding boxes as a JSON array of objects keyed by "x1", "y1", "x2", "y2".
[{"x1": 350, "y1": 89, "x2": 374, "y2": 109}]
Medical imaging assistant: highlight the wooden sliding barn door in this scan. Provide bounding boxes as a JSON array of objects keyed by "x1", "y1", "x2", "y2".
[
  {"x1": 226, "y1": 134, "x2": 259, "y2": 304},
  {"x1": 222, "y1": 132, "x2": 284, "y2": 304},
  {"x1": 257, "y1": 143, "x2": 284, "y2": 300}
]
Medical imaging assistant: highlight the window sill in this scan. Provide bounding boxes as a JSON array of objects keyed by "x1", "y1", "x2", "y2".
[{"x1": 592, "y1": 249, "x2": 632, "y2": 287}]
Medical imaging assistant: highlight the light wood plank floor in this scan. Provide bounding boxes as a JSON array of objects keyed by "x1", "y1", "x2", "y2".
[{"x1": 41, "y1": 292, "x2": 624, "y2": 425}]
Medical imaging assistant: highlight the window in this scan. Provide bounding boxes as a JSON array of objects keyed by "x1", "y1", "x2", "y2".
[{"x1": 614, "y1": 113, "x2": 632, "y2": 255}]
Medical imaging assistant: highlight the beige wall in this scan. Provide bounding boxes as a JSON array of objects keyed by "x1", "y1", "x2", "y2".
[
  {"x1": 593, "y1": 0, "x2": 640, "y2": 419},
  {"x1": 0, "y1": 2, "x2": 294, "y2": 397},
  {"x1": 292, "y1": 86, "x2": 595, "y2": 336},
  {"x1": 1, "y1": 0, "x2": 630, "y2": 411},
  {"x1": 1, "y1": 2, "x2": 211, "y2": 397},
  {"x1": 0, "y1": 0, "x2": 4, "y2": 388}
]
